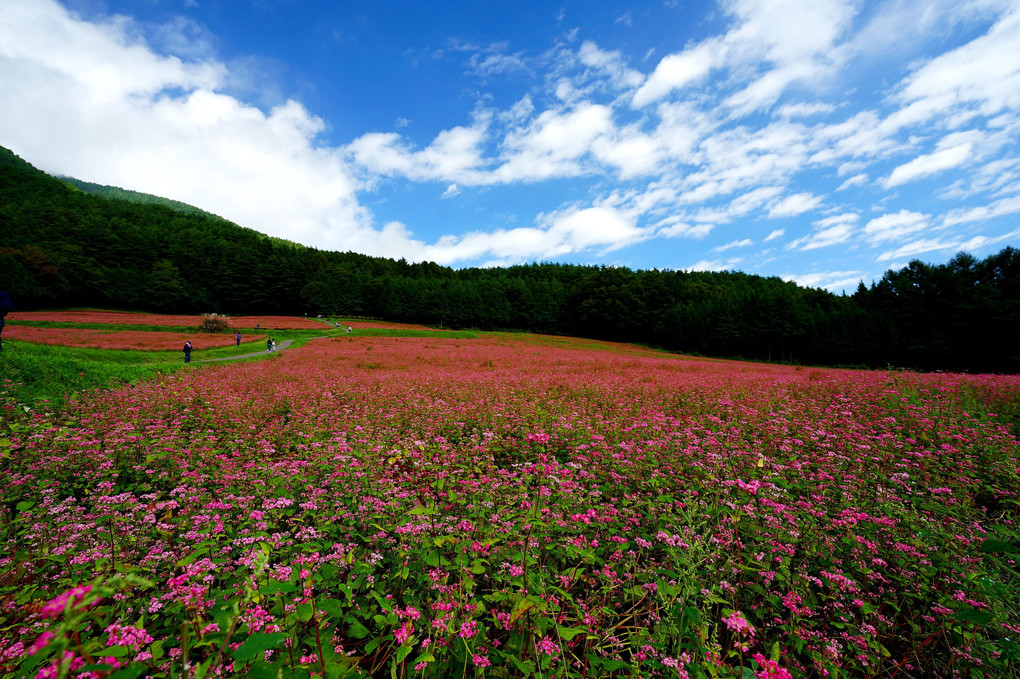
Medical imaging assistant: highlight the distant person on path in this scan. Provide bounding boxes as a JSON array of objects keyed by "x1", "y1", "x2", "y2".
[
  {"x1": 183, "y1": 341, "x2": 193, "y2": 363},
  {"x1": 0, "y1": 290, "x2": 12, "y2": 353},
  {"x1": 267, "y1": 337, "x2": 273, "y2": 352},
  {"x1": 236, "y1": 332, "x2": 242, "y2": 346}
]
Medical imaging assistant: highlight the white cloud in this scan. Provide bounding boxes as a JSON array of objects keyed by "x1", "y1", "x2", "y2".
[
  {"x1": 346, "y1": 120, "x2": 490, "y2": 185},
  {"x1": 687, "y1": 257, "x2": 744, "y2": 272},
  {"x1": 767, "y1": 192, "x2": 822, "y2": 218},
  {"x1": 875, "y1": 228, "x2": 1020, "y2": 262},
  {"x1": 787, "y1": 213, "x2": 859, "y2": 251},
  {"x1": 713, "y1": 238, "x2": 753, "y2": 252},
  {"x1": 784, "y1": 270, "x2": 863, "y2": 291},
  {"x1": 777, "y1": 102, "x2": 836, "y2": 118},
  {"x1": 657, "y1": 220, "x2": 715, "y2": 239},
  {"x1": 891, "y1": 5, "x2": 1020, "y2": 124},
  {"x1": 943, "y1": 195, "x2": 1020, "y2": 225},
  {"x1": 885, "y1": 138, "x2": 974, "y2": 187},
  {"x1": 419, "y1": 204, "x2": 647, "y2": 265},
  {"x1": 0, "y1": 0, "x2": 376, "y2": 253},
  {"x1": 720, "y1": 0, "x2": 859, "y2": 114},
  {"x1": 578, "y1": 41, "x2": 644, "y2": 91},
  {"x1": 494, "y1": 103, "x2": 614, "y2": 182},
  {"x1": 876, "y1": 238, "x2": 960, "y2": 261},
  {"x1": 632, "y1": 40, "x2": 724, "y2": 107},
  {"x1": 0, "y1": 0, "x2": 1017, "y2": 277},
  {"x1": 864, "y1": 210, "x2": 930, "y2": 244},
  {"x1": 836, "y1": 173, "x2": 868, "y2": 191}
]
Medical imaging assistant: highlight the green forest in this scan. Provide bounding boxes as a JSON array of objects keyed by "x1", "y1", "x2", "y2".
[{"x1": 2, "y1": 145, "x2": 1017, "y2": 372}]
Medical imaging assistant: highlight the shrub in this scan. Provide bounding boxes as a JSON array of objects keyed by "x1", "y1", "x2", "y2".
[{"x1": 198, "y1": 313, "x2": 231, "y2": 333}]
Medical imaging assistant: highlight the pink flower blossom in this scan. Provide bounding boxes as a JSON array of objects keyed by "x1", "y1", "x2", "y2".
[{"x1": 40, "y1": 585, "x2": 94, "y2": 618}]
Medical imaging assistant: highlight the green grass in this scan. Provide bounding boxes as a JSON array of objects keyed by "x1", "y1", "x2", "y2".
[
  {"x1": 0, "y1": 329, "x2": 339, "y2": 408},
  {"x1": 0, "y1": 341, "x2": 180, "y2": 408}
]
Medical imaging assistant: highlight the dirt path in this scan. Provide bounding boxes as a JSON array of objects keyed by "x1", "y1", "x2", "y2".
[{"x1": 190, "y1": 338, "x2": 296, "y2": 363}]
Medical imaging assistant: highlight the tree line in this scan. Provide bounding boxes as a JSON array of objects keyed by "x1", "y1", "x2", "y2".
[{"x1": 1, "y1": 146, "x2": 1017, "y2": 372}]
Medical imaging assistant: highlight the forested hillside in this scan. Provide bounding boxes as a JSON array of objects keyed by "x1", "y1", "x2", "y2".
[{"x1": 1, "y1": 146, "x2": 1017, "y2": 372}]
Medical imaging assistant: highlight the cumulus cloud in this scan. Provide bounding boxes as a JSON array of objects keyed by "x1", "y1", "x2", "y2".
[
  {"x1": 493, "y1": 103, "x2": 614, "y2": 182},
  {"x1": 0, "y1": 0, "x2": 372, "y2": 253},
  {"x1": 632, "y1": 40, "x2": 724, "y2": 107},
  {"x1": 419, "y1": 204, "x2": 646, "y2": 265},
  {"x1": 0, "y1": 0, "x2": 1015, "y2": 277}
]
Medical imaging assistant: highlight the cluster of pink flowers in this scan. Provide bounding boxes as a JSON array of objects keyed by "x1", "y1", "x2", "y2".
[
  {"x1": 3, "y1": 320, "x2": 1018, "y2": 678},
  {"x1": 40, "y1": 585, "x2": 95, "y2": 618}
]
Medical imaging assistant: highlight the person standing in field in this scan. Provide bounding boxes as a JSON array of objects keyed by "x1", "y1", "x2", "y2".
[
  {"x1": 267, "y1": 337, "x2": 274, "y2": 352},
  {"x1": 0, "y1": 290, "x2": 12, "y2": 352},
  {"x1": 236, "y1": 332, "x2": 242, "y2": 346},
  {"x1": 183, "y1": 341, "x2": 193, "y2": 363}
]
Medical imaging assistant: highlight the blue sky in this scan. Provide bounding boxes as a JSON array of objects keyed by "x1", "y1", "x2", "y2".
[{"x1": 1, "y1": 0, "x2": 1018, "y2": 291}]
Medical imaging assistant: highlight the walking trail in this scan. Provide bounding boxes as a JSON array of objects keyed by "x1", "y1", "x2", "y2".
[{"x1": 192, "y1": 338, "x2": 296, "y2": 363}]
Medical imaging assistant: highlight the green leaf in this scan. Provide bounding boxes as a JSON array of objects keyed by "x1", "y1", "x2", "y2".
[
  {"x1": 259, "y1": 581, "x2": 299, "y2": 595},
  {"x1": 102, "y1": 645, "x2": 130, "y2": 658},
  {"x1": 411, "y1": 652, "x2": 436, "y2": 665},
  {"x1": 348, "y1": 621, "x2": 370, "y2": 639},
  {"x1": 176, "y1": 543, "x2": 212, "y2": 568},
  {"x1": 407, "y1": 506, "x2": 437, "y2": 516},
  {"x1": 510, "y1": 596, "x2": 539, "y2": 624},
  {"x1": 979, "y1": 538, "x2": 1020, "y2": 554},
  {"x1": 319, "y1": 598, "x2": 345, "y2": 621},
  {"x1": 296, "y1": 603, "x2": 314, "y2": 622},
  {"x1": 110, "y1": 665, "x2": 149, "y2": 679},
  {"x1": 597, "y1": 659, "x2": 629, "y2": 672},
  {"x1": 230, "y1": 632, "x2": 289, "y2": 662},
  {"x1": 556, "y1": 625, "x2": 585, "y2": 640},
  {"x1": 78, "y1": 665, "x2": 118, "y2": 674},
  {"x1": 396, "y1": 643, "x2": 414, "y2": 663},
  {"x1": 953, "y1": 609, "x2": 994, "y2": 625},
  {"x1": 508, "y1": 656, "x2": 536, "y2": 674}
]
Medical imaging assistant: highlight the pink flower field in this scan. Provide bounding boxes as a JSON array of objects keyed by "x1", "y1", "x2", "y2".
[
  {"x1": 3, "y1": 326, "x2": 267, "y2": 351},
  {"x1": 8, "y1": 310, "x2": 328, "y2": 330},
  {"x1": 2, "y1": 333, "x2": 1019, "y2": 678},
  {"x1": 7, "y1": 311, "x2": 207, "y2": 327}
]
